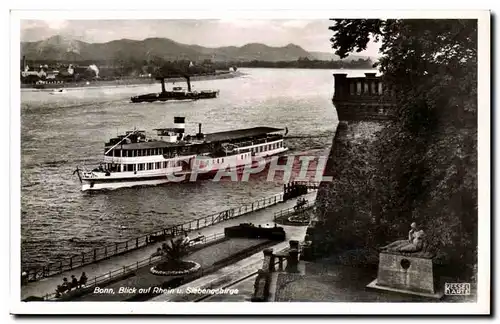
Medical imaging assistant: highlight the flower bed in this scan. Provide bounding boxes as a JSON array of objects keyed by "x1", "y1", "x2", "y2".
[
  {"x1": 287, "y1": 214, "x2": 311, "y2": 225},
  {"x1": 150, "y1": 261, "x2": 201, "y2": 276}
]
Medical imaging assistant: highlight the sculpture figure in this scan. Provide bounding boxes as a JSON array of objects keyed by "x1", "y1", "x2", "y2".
[{"x1": 381, "y1": 222, "x2": 426, "y2": 253}]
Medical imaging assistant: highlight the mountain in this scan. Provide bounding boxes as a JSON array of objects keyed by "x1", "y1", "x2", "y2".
[
  {"x1": 21, "y1": 35, "x2": 315, "y2": 63},
  {"x1": 309, "y1": 51, "x2": 376, "y2": 62}
]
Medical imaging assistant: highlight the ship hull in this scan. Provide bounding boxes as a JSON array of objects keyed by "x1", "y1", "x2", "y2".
[
  {"x1": 80, "y1": 148, "x2": 288, "y2": 191},
  {"x1": 131, "y1": 90, "x2": 218, "y2": 103}
]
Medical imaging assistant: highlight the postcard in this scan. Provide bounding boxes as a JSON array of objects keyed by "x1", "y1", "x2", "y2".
[{"x1": 10, "y1": 9, "x2": 490, "y2": 315}]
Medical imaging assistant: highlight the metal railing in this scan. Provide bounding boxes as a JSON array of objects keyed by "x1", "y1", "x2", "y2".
[
  {"x1": 24, "y1": 193, "x2": 284, "y2": 282},
  {"x1": 42, "y1": 232, "x2": 226, "y2": 301}
]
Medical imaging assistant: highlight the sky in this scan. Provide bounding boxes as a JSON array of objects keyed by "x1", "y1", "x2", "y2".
[{"x1": 20, "y1": 19, "x2": 381, "y2": 56}]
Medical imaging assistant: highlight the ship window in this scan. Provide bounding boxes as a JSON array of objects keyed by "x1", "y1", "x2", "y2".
[
  {"x1": 133, "y1": 164, "x2": 137, "y2": 171},
  {"x1": 159, "y1": 148, "x2": 163, "y2": 155},
  {"x1": 222, "y1": 158, "x2": 224, "y2": 163},
  {"x1": 155, "y1": 162, "x2": 161, "y2": 169},
  {"x1": 137, "y1": 150, "x2": 142, "y2": 157},
  {"x1": 126, "y1": 164, "x2": 134, "y2": 172},
  {"x1": 148, "y1": 163, "x2": 153, "y2": 170},
  {"x1": 217, "y1": 159, "x2": 220, "y2": 164}
]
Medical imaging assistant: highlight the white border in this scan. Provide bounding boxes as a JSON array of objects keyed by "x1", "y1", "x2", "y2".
[{"x1": 9, "y1": 8, "x2": 490, "y2": 315}]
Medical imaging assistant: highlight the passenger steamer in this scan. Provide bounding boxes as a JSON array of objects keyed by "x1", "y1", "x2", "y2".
[{"x1": 75, "y1": 117, "x2": 288, "y2": 191}]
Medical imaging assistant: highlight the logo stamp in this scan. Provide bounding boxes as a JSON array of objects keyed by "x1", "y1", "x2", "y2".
[{"x1": 444, "y1": 283, "x2": 471, "y2": 295}]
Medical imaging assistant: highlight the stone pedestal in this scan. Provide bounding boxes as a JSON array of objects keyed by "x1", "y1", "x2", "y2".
[{"x1": 367, "y1": 252, "x2": 443, "y2": 299}]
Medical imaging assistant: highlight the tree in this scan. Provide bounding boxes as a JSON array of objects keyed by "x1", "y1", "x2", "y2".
[
  {"x1": 160, "y1": 238, "x2": 190, "y2": 267},
  {"x1": 323, "y1": 19, "x2": 478, "y2": 278}
]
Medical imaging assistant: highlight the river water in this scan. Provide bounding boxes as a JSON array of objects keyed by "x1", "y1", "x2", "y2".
[{"x1": 21, "y1": 68, "x2": 373, "y2": 268}]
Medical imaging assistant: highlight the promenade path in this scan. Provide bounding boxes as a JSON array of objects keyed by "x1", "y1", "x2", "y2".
[
  {"x1": 151, "y1": 224, "x2": 308, "y2": 302},
  {"x1": 76, "y1": 238, "x2": 267, "y2": 301},
  {"x1": 21, "y1": 191, "x2": 316, "y2": 300}
]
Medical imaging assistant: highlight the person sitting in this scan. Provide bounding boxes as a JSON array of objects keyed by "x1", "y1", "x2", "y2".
[
  {"x1": 182, "y1": 232, "x2": 190, "y2": 245},
  {"x1": 151, "y1": 247, "x2": 163, "y2": 257},
  {"x1": 78, "y1": 272, "x2": 88, "y2": 288},
  {"x1": 381, "y1": 222, "x2": 426, "y2": 253},
  {"x1": 55, "y1": 285, "x2": 62, "y2": 298},
  {"x1": 61, "y1": 277, "x2": 71, "y2": 292},
  {"x1": 71, "y1": 275, "x2": 79, "y2": 289}
]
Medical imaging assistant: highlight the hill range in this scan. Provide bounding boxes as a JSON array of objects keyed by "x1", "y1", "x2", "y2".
[{"x1": 21, "y1": 35, "x2": 374, "y2": 63}]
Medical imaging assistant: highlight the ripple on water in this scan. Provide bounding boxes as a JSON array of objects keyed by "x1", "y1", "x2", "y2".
[{"x1": 19, "y1": 68, "x2": 353, "y2": 268}]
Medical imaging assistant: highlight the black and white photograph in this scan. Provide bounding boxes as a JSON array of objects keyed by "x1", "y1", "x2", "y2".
[{"x1": 9, "y1": 9, "x2": 490, "y2": 315}]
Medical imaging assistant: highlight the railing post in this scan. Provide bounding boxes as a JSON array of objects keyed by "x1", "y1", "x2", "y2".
[
  {"x1": 115, "y1": 243, "x2": 118, "y2": 254},
  {"x1": 125, "y1": 241, "x2": 128, "y2": 251},
  {"x1": 197, "y1": 219, "x2": 200, "y2": 229},
  {"x1": 70, "y1": 257, "x2": 73, "y2": 270},
  {"x1": 93, "y1": 249, "x2": 97, "y2": 262},
  {"x1": 136, "y1": 237, "x2": 139, "y2": 248}
]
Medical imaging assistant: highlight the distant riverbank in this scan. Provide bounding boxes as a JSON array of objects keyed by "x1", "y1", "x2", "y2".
[{"x1": 21, "y1": 71, "x2": 244, "y2": 91}]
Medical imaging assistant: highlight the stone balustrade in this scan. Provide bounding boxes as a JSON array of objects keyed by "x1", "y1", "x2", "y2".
[
  {"x1": 332, "y1": 73, "x2": 397, "y2": 121},
  {"x1": 251, "y1": 240, "x2": 302, "y2": 302}
]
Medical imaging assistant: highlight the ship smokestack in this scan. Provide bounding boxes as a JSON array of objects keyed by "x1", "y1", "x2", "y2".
[
  {"x1": 198, "y1": 123, "x2": 202, "y2": 135},
  {"x1": 186, "y1": 76, "x2": 191, "y2": 92},
  {"x1": 160, "y1": 78, "x2": 166, "y2": 93},
  {"x1": 174, "y1": 116, "x2": 185, "y2": 140}
]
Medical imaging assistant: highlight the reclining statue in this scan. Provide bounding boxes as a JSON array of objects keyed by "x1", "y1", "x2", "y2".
[{"x1": 381, "y1": 222, "x2": 426, "y2": 253}]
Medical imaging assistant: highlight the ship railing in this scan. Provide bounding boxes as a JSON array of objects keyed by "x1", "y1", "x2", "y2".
[
  {"x1": 235, "y1": 136, "x2": 283, "y2": 149},
  {"x1": 40, "y1": 232, "x2": 226, "y2": 301},
  {"x1": 23, "y1": 192, "x2": 284, "y2": 283}
]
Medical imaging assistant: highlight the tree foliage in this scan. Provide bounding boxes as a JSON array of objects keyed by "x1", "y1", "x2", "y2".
[{"x1": 317, "y1": 19, "x2": 478, "y2": 278}]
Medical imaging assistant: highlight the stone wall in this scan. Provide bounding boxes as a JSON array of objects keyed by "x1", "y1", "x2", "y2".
[{"x1": 307, "y1": 73, "x2": 396, "y2": 265}]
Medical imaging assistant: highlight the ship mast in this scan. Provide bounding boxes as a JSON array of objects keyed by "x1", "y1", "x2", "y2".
[{"x1": 104, "y1": 130, "x2": 138, "y2": 156}]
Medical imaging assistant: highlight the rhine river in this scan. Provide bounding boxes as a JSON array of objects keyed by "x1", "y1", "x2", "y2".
[{"x1": 21, "y1": 68, "x2": 374, "y2": 268}]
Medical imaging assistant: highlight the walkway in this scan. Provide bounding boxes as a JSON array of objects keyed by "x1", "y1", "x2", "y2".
[
  {"x1": 21, "y1": 191, "x2": 316, "y2": 300},
  {"x1": 151, "y1": 224, "x2": 308, "y2": 302},
  {"x1": 75, "y1": 238, "x2": 266, "y2": 301}
]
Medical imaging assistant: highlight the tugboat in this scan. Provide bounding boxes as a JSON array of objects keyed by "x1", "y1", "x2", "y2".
[
  {"x1": 130, "y1": 76, "x2": 219, "y2": 103},
  {"x1": 74, "y1": 117, "x2": 288, "y2": 191}
]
